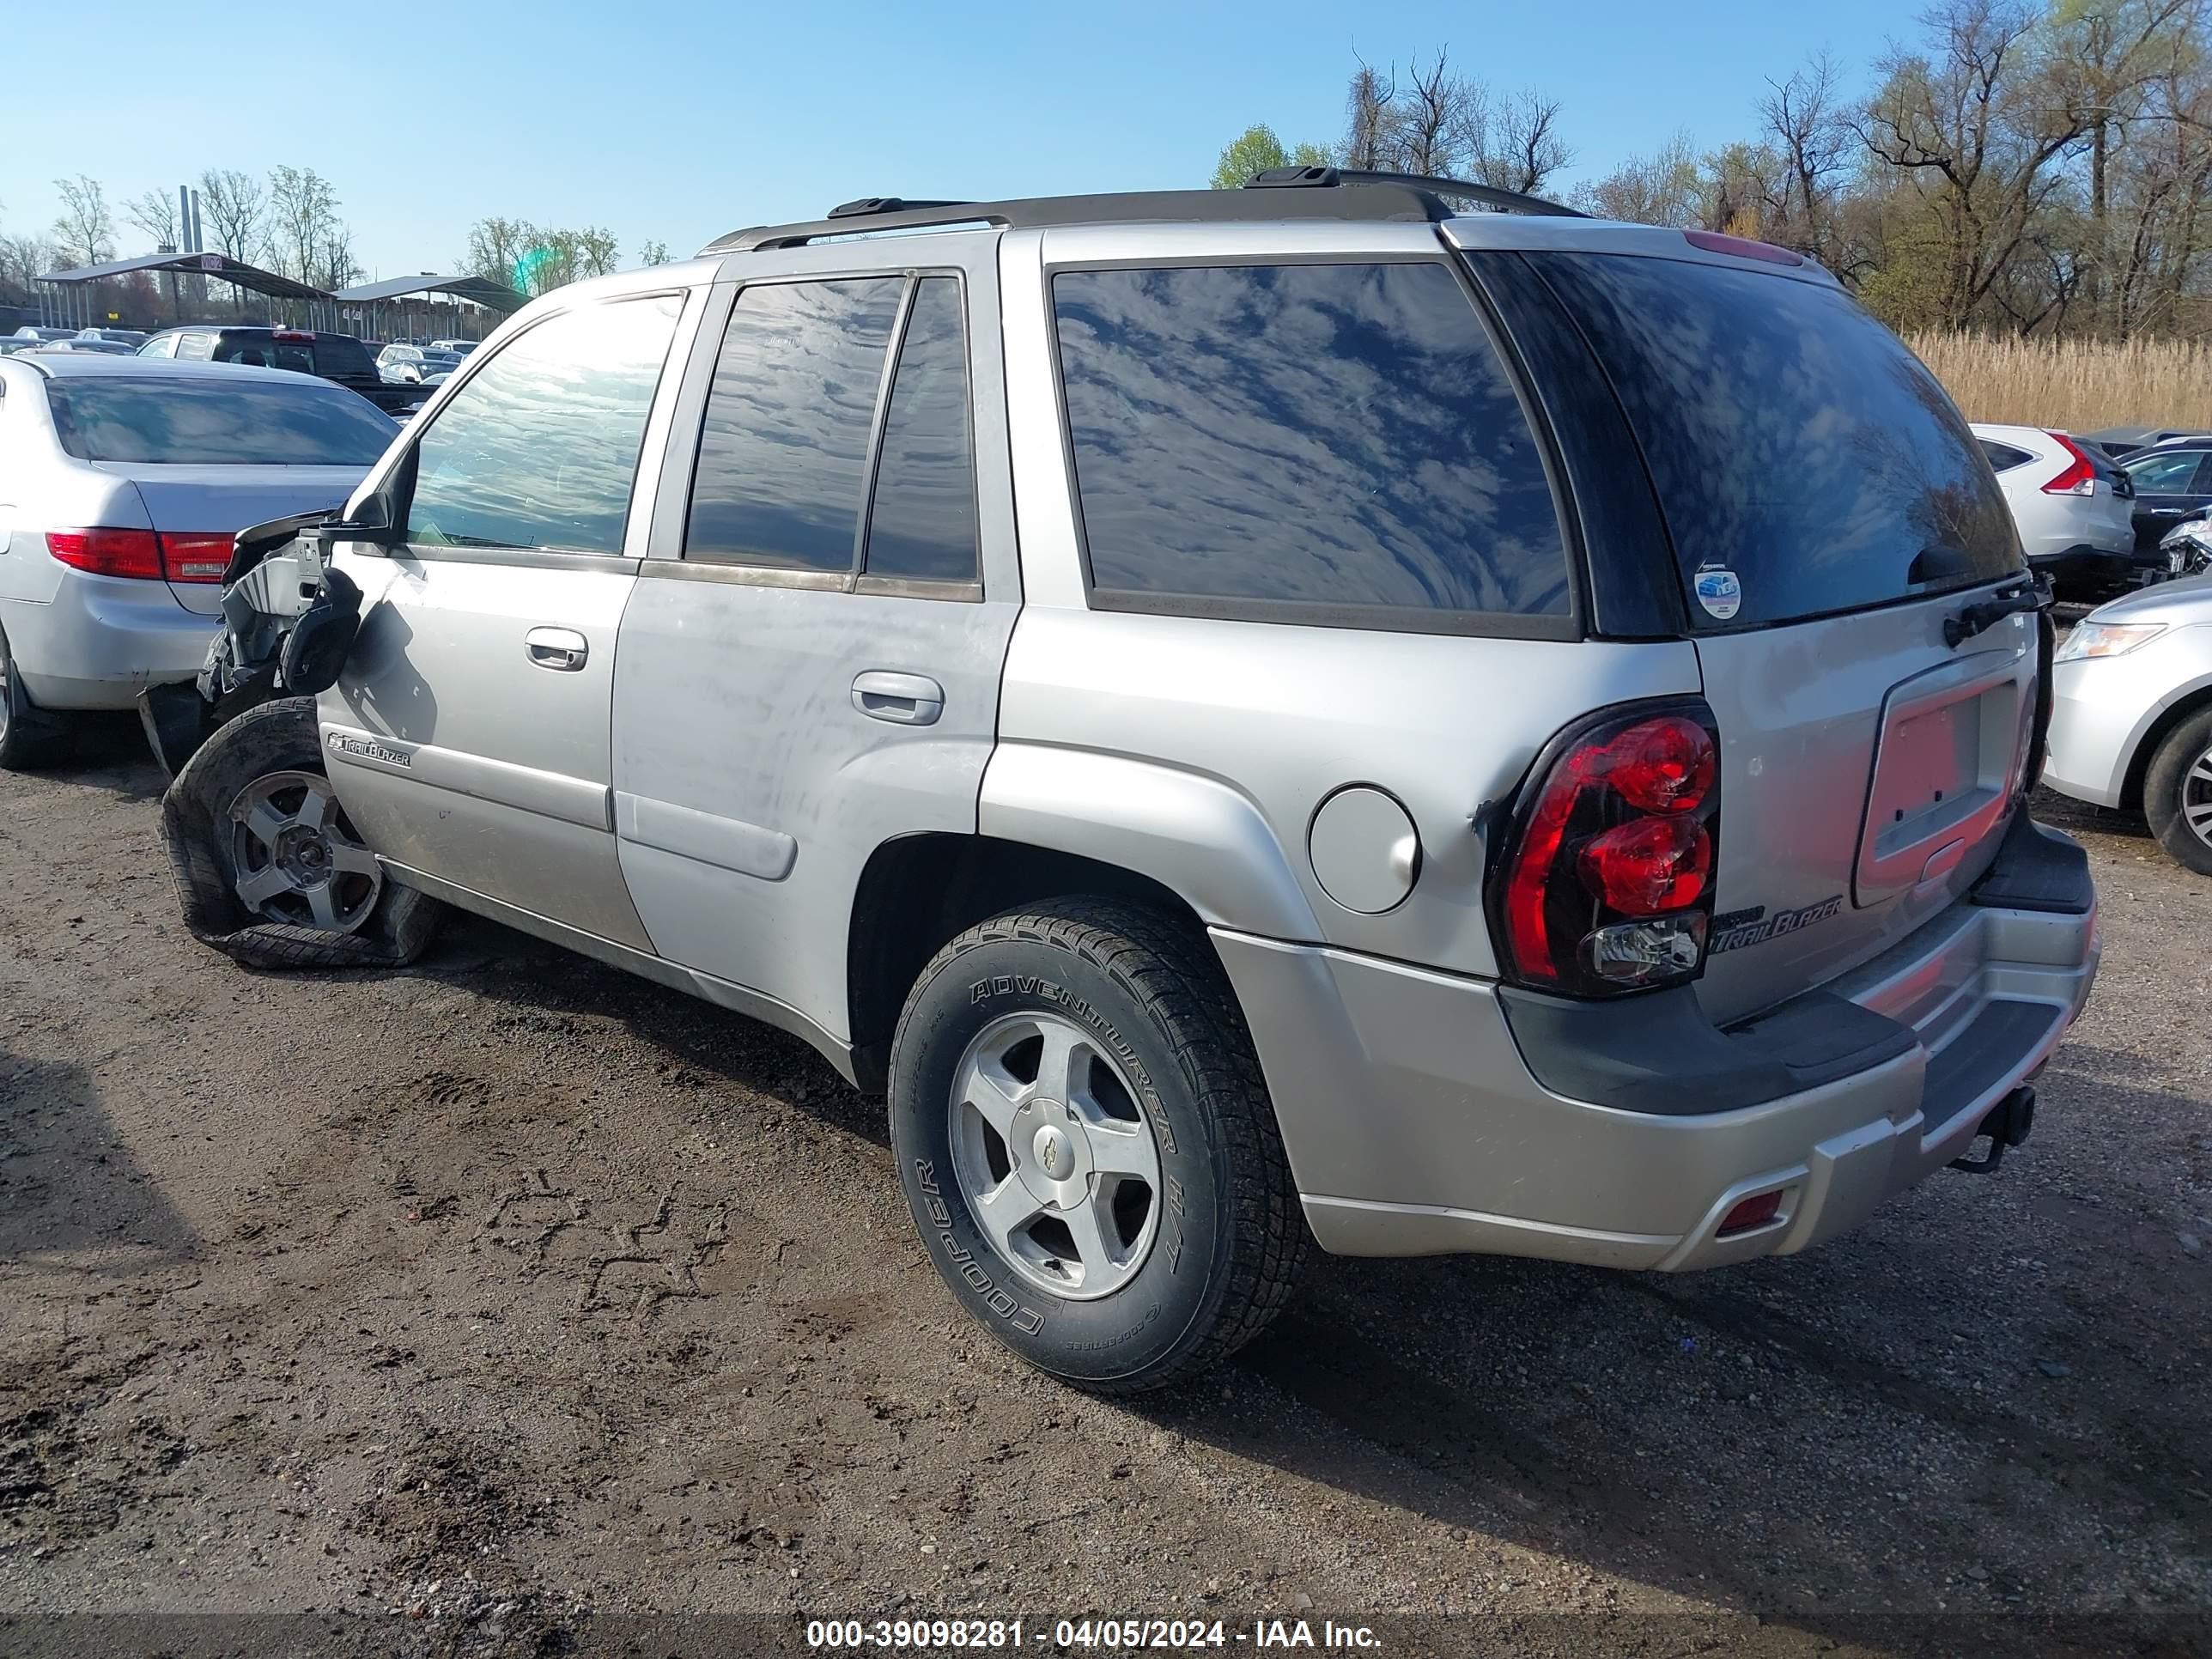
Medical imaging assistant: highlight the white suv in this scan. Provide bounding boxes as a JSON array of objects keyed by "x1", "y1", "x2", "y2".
[
  {"x1": 1972, "y1": 422, "x2": 2137, "y2": 599},
  {"x1": 153, "y1": 173, "x2": 2100, "y2": 1392}
]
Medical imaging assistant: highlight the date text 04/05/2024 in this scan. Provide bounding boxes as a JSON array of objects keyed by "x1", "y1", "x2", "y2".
[{"x1": 805, "y1": 1617, "x2": 1383, "y2": 1650}]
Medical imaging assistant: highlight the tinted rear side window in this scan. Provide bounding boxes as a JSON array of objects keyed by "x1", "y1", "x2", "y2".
[
  {"x1": 45, "y1": 376, "x2": 398, "y2": 465},
  {"x1": 1053, "y1": 262, "x2": 1570, "y2": 625},
  {"x1": 1978, "y1": 439, "x2": 2034, "y2": 473},
  {"x1": 1530, "y1": 252, "x2": 2019, "y2": 629},
  {"x1": 685, "y1": 277, "x2": 903, "y2": 571},
  {"x1": 864, "y1": 276, "x2": 978, "y2": 583}
]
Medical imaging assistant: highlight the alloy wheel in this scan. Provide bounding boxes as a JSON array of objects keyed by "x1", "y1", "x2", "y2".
[
  {"x1": 2185, "y1": 746, "x2": 2212, "y2": 851},
  {"x1": 227, "y1": 769, "x2": 381, "y2": 933},
  {"x1": 947, "y1": 1011, "x2": 1163, "y2": 1301}
]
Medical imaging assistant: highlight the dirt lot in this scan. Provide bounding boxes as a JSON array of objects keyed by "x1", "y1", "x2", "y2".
[{"x1": 1, "y1": 716, "x2": 2208, "y2": 1659}]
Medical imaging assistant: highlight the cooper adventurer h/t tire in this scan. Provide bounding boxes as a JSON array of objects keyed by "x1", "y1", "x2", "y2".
[{"x1": 890, "y1": 900, "x2": 1305, "y2": 1393}]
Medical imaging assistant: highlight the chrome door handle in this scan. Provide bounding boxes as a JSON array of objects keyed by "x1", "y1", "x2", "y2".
[
  {"x1": 525, "y1": 626, "x2": 588, "y2": 671},
  {"x1": 852, "y1": 671, "x2": 944, "y2": 726}
]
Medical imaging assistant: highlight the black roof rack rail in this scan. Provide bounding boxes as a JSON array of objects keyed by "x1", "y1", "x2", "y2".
[
  {"x1": 701, "y1": 172, "x2": 1581, "y2": 256},
  {"x1": 1246, "y1": 165, "x2": 1586, "y2": 218}
]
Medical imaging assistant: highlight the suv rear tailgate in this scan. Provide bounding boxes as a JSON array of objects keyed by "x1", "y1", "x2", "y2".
[{"x1": 1518, "y1": 244, "x2": 2034, "y2": 1026}]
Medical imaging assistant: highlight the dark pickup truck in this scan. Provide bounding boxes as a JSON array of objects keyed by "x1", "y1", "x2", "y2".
[{"x1": 135, "y1": 326, "x2": 428, "y2": 418}]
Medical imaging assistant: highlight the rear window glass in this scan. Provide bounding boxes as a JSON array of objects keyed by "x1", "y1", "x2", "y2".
[
  {"x1": 1053, "y1": 261, "x2": 1570, "y2": 623},
  {"x1": 45, "y1": 376, "x2": 398, "y2": 465},
  {"x1": 1528, "y1": 252, "x2": 2020, "y2": 628},
  {"x1": 313, "y1": 337, "x2": 376, "y2": 378},
  {"x1": 1978, "y1": 439, "x2": 2034, "y2": 473}
]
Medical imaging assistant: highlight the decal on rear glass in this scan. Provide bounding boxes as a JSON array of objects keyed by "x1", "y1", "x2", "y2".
[
  {"x1": 1692, "y1": 564, "x2": 1742, "y2": 621},
  {"x1": 1708, "y1": 895, "x2": 1844, "y2": 954}
]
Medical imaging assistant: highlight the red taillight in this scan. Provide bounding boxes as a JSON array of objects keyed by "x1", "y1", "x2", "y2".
[
  {"x1": 273, "y1": 329, "x2": 315, "y2": 342},
  {"x1": 1681, "y1": 228, "x2": 1804, "y2": 266},
  {"x1": 1607, "y1": 715, "x2": 1717, "y2": 813},
  {"x1": 46, "y1": 527, "x2": 163, "y2": 580},
  {"x1": 1579, "y1": 815, "x2": 1711, "y2": 913},
  {"x1": 1492, "y1": 702, "x2": 1723, "y2": 995},
  {"x1": 157, "y1": 532, "x2": 234, "y2": 583},
  {"x1": 45, "y1": 527, "x2": 233, "y2": 583},
  {"x1": 2041, "y1": 432, "x2": 2099, "y2": 497}
]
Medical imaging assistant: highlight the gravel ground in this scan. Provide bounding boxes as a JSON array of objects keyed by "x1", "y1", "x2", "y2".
[{"x1": 0, "y1": 715, "x2": 2207, "y2": 1659}]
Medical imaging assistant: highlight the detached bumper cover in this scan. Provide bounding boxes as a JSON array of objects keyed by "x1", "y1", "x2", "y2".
[{"x1": 1217, "y1": 811, "x2": 2098, "y2": 1269}]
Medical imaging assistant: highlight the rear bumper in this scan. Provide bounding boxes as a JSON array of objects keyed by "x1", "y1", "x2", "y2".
[
  {"x1": 2027, "y1": 544, "x2": 2135, "y2": 590},
  {"x1": 0, "y1": 575, "x2": 215, "y2": 711},
  {"x1": 1218, "y1": 813, "x2": 2099, "y2": 1269}
]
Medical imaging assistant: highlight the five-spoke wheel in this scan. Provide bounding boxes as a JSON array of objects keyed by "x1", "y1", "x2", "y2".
[
  {"x1": 227, "y1": 769, "x2": 382, "y2": 933},
  {"x1": 949, "y1": 1011, "x2": 1162, "y2": 1300}
]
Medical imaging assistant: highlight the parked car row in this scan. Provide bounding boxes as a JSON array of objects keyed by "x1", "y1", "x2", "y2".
[{"x1": 3, "y1": 177, "x2": 2176, "y2": 1400}]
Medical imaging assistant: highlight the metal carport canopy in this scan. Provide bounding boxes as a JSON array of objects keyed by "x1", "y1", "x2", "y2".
[
  {"x1": 39, "y1": 251, "x2": 331, "y2": 301},
  {"x1": 332, "y1": 274, "x2": 527, "y2": 313}
]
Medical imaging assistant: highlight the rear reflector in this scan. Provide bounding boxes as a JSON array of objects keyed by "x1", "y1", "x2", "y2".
[
  {"x1": 46, "y1": 527, "x2": 163, "y2": 580},
  {"x1": 1682, "y1": 228, "x2": 1804, "y2": 266},
  {"x1": 1718, "y1": 1191, "x2": 1784, "y2": 1235}
]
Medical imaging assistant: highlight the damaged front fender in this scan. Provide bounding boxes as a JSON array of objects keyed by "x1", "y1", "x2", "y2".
[{"x1": 137, "y1": 512, "x2": 369, "y2": 779}]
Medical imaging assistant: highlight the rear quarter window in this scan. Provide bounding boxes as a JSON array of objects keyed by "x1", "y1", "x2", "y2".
[
  {"x1": 1978, "y1": 439, "x2": 2035, "y2": 473},
  {"x1": 1528, "y1": 252, "x2": 2020, "y2": 629},
  {"x1": 1052, "y1": 260, "x2": 1571, "y2": 630}
]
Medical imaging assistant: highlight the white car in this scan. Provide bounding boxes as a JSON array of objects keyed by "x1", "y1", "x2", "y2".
[
  {"x1": 0, "y1": 354, "x2": 396, "y2": 769},
  {"x1": 1972, "y1": 422, "x2": 2137, "y2": 599}
]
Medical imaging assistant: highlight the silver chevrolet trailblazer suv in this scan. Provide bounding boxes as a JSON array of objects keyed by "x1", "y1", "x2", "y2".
[{"x1": 156, "y1": 171, "x2": 2101, "y2": 1393}]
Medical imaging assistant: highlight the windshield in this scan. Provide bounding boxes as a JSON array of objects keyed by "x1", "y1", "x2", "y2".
[
  {"x1": 45, "y1": 376, "x2": 398, "y2": 465},
  {"x1": 1527, "y1": 252, "x2": 2021, "y2": 629}
]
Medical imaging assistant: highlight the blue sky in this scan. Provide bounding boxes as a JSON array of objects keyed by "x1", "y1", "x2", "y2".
[{"x1": 3, "y1": 0, "x2": 1925, "y2": 278}]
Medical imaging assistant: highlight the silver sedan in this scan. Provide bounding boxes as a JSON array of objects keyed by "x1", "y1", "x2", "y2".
[
  {"x1": 2044, "y1": 578, "x2": 2212, "y2": 871},
  {"x1": 0, "y1": 354, "x2": 397, "y2": 768}
]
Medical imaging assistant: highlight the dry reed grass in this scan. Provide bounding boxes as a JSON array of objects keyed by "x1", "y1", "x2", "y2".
[{"x1": 1907, "y1": 330, "x2": 2212, "y2": 433}]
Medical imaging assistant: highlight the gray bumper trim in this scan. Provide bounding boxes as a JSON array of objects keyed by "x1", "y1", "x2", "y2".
[{"x1": 1215, "y1": 855, "x2": 2099, "y2": 1267}]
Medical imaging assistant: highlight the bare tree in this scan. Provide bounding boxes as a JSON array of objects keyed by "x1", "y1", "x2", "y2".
[
  {"x1": 1855, "y1": 0, "x2": 2094, "y2": 330},
  {"x1": 198, "y1": 168, "x2": 268, "y2": 263},
  {"x1": 0, "y1": 234, "x2": 54, "y2": 302},
  {"x1": 50, "y1": 175, "x2": 114, "y2": 268},
  {"x1": 1481, "y1": 90, "x2": 1575, "y2": 195},
  {"x1": 1395, "y1": 53, "x2": 1465, "y2": 176},
  {"x1": 1574, "y1": 132, "x2": 1705, "y2": 226},
  {"x1": 1341, "y1": 58, "x2": 1397, "y2": 170},
  {"x1": 267, "y1": 166, "x2": 339, "y2": 284},
  {"x1": 1760, "y1": 53, "x2": 1854, "y2": 258},
  {"x1": 574, "y1": 228, "x2": 620, "y2": 277},
  {"x1": 465, "y1": 217, "x2": 532, "y2": 289},
  {"x1": 123, "y1": 187, "x2": 182, "y2": 252}
]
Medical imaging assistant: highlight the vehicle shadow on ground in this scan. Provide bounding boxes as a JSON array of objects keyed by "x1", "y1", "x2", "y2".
[
  {"x1": 37, "y1": 714, "x2": 163, "y2": 804},
  {"x1": 418, "y1": 910, "x2": 886, "y2": 1149},
  {"x1": 0, "y1": 1054, "x2": 198, "y2": 1270},
  {"x1": 1138, "y1": 1234, "x2": 2203, "y2": 1656}
]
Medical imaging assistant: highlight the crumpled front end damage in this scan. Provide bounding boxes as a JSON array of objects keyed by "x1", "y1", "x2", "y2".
[{"x1": 143, "y1": 513, "x2": 437, "y2": 971}]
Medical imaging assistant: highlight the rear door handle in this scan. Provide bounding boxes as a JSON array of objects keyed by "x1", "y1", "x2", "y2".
[
  {"x1": 852, "y1": 671, "x2": 944, "y2": 726},
  {"x1": 525, "y1": 626, "x2": 588, "y2": 671}
]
